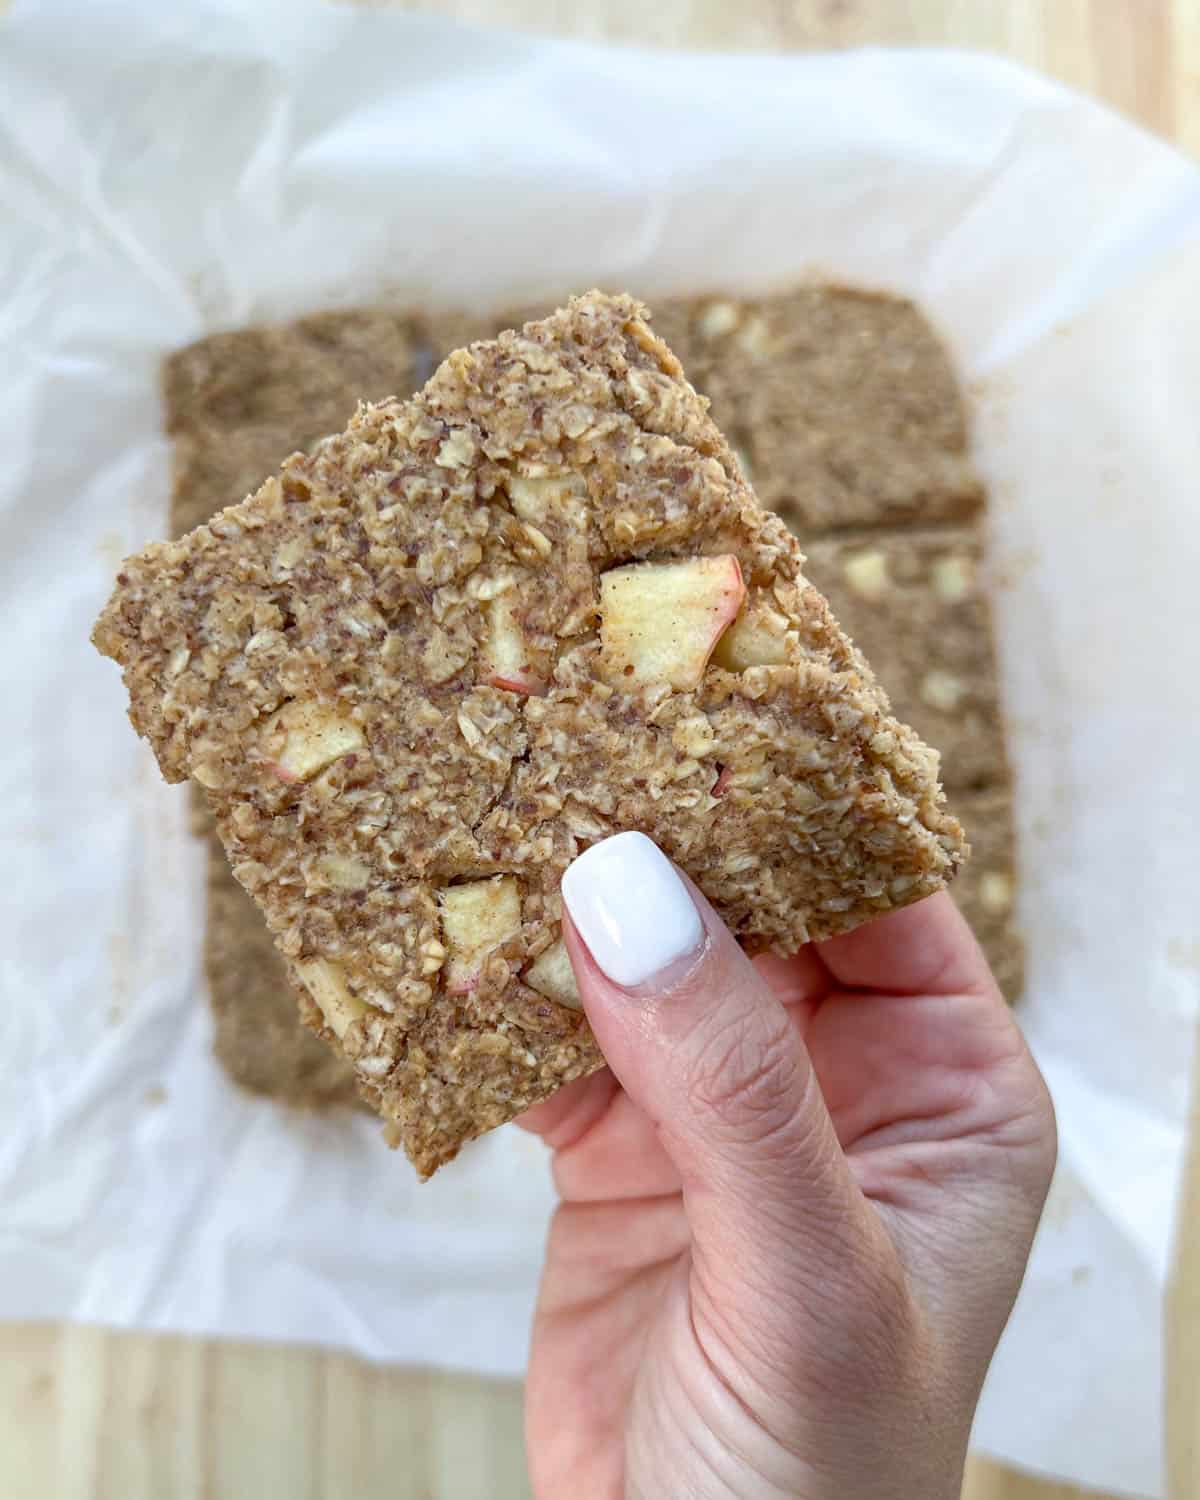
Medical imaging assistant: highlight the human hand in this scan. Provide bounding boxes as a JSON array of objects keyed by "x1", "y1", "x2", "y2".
[{"x1": 520, "y1": 832, "x2": 1056, "y2": 1500}]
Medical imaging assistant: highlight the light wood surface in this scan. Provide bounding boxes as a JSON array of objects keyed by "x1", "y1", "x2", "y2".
[{"x1": 4, "y1": 2, "x2": 1196, "y2": 1497}]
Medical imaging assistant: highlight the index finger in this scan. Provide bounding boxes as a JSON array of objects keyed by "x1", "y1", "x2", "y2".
[{"x1": 815, "y1": 889, "x2": 997, "y2": 997}]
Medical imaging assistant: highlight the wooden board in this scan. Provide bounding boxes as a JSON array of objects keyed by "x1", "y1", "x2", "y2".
[{"x1": 2, "y1": 2, "x2": 1196, "y2": 1497}]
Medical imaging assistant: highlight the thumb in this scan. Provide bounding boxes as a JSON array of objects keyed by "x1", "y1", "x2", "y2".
[{"x1": 561, "y1": 833, "x2": 874, "y2": 1314}]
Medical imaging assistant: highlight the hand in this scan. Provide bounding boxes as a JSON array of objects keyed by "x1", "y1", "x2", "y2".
[{"x1": 520, "y1": 832, "x2": 1056, "y2": 1500}]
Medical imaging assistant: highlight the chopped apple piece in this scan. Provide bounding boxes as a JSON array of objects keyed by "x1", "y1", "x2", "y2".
[
  {"x1": 599, "y1": 555, "x2": 745, "y2": 690},
  {"x1": 440, "y1": 876, "x2": 522, "y2": 994},
  {"x1": 506, "y1": 473, "x2": 587, "y2": 525},
  {"x1": 262, "y1": 700, "x2": 364, "y2": 783},
  {"x1": 524, "y1": 938, "x2": 581, "y2": 1010},
  {"x1": 711, "y1": 594, "x2": 794, "y2": 671},
  {"x1": 485, "y1": 592, "x2": 546, "y2": 696},
  {"x1": 296, "y1": 958, "x2": 368, "y2": 1040},
  {"x1": 841, "y1": 548, "x2": 889, "y2": 601},
  {"x1": 313, "y1": 853, "x2": 371, "y2": 891}
]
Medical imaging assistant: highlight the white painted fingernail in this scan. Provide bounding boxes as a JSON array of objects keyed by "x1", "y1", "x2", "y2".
[{"x1": 562, "y1": 831, "x2": 703, "y2": 989}]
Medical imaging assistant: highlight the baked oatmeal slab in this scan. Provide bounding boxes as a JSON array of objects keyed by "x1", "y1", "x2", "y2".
[
  {"x1": 803, "y1": 527, "x2": 1005, "y2": 791},
  {"x1": 205, "y1": 843, "x2": 359, "y2": 1104},
  {"x1": 95, "y1": 292, "x2": 966, "y2": 1176},
  {"x1": 676, "y1": 287, "x2": 984, "y2": 532},
  {"x1": 950, "y1": 787, "x2": 1024, "y2": 1002}
]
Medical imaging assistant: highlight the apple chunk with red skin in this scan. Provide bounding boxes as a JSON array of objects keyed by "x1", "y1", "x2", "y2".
[
  {"x1": 599, "y1": 556, "x2": 745, "y2": 691},
  {"x1": 485, "y1": 592, "x2": 547, "y2": 697},
  {"x1": 440, "y1": 876, "x2": 522, "y2": 995},
  {"x1": 262, "y1": 700, "x2": 364, "y2": 783}
]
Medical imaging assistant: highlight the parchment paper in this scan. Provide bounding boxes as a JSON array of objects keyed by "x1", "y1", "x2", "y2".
[{"x1": 2, "y1": 3, "x2": 1198, "y2": 1495}]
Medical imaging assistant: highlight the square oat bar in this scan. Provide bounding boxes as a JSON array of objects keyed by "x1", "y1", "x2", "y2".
[
  {"x1": 168, "y1": 313, "x2": 431, "y2": 1104},
  {"x1": 168, "y1": 305, "x2": 577, "y2": 1109},
  {"x1": 166, "y1": 310, "x2": 426, "y2": 523},
  {"x1": 104, "y1": 292, "x2": 966, "y2": 1175},
  {"x1": 802, "y1": 528, "x2": 1005, "y2": 791},
  {"x1": 950, "y1": 787, "x2": 1024, "y2": 1002},
  {"x1": 679, "y1": 287, "x2": 984, "y2": 533},
  {"x1": 164, "y1": 309, "x2": 426, "y2": 433},
  {"x1": 205, "y1": 843, "x2": 361, "y2": 1104}
]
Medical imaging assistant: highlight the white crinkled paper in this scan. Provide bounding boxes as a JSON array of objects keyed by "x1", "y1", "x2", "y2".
[{"x1": 2, "y1": 3, "x2": 1198, "y2": 1495}]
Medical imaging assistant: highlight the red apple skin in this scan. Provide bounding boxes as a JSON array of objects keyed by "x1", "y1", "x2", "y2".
[
  {"x1": 265, "y1": 761, "x2": 301, "y2": 785},
  {"x1": 711, "y1": 765, "x2": 732, "y2": 798},
  {"x1": 444, "y1": 954, "x2": 482, "y2": 995},
  {"x1": 705, "y1": 559, "x2": 746, "y2": 672},
  {"x1": 488, "y1": 671, "x2": 548, "y2": 697}
]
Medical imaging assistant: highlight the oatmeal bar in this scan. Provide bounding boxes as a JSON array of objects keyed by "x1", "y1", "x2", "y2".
[
  {"x1": 950, "y1": 787, "x2": 1024, "y2": 1002},
  {"x1": 680, "y1": 287, "x2": 983, "y2": 532},
  {"x1": 171, "y1": 301, "x2": 682, "y2": 1108},
  {"x1": 164, "y1": 309, "x2": 426, "y2": 432},
  {"x1": 206, "y1": 844, "x2": 359, "y2": 1104},
  {"x1": 166, "y1": 311, "x2": 427, "y2": 525},
  {"x1": 424, "y1": 300, "x2": 704, "y2": 379},
  {"x1": 802, "y1": 528, "x2": 1005, "y2": 790},
  {"x1": 168, "y1": 314, "x2": 428, "y2": 1104},
  {"x1": 166, "y1": 287, "x2": 1011, "y2": 1113},
  {"x1": 98, "y1": 291, "x2": 966, "y2": 1176}
]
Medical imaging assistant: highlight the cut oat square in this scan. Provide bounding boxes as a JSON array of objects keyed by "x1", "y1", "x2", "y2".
[
  {"x1": 166, "y1": 313, "x2": 431, "y2": 1107},
  {"x1": 684, "y1": 287, "x2": 984, "y2": 532},
  {"x1": 95, "y1": 291, "x2": 966, "y2": 1177},
  {"x1": 949, "y1": 787, "x2": 1024, "y2": 1003},
  {"x1": 803, "y1": 528, "x2": 1006, "y2": 791},
  {"x1": 166, "y1": 311, "x2": 428, "y2": 528},
  {"x1": 205, "y1": 843, "x2": 360, "y2": 1106}
]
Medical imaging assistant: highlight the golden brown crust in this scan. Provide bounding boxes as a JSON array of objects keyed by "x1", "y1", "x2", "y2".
[{"x1": 99, "y1": 292, "x2": 966, "y2": 1175}]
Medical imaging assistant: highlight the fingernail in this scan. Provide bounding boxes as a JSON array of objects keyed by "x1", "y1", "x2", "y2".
[{"x1": 562, "y1": 831, "x2": 704, "y2": 988}]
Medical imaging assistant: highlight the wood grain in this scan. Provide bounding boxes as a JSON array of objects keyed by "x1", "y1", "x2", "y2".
[{"x1": 2, "y1": 1, "x2": 1196, "y2": 1496}]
